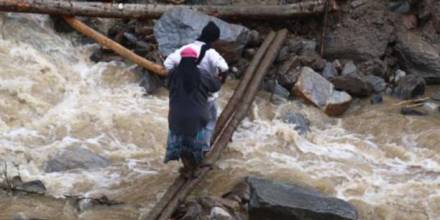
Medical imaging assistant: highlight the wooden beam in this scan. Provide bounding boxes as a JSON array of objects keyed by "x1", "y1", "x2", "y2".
[
  {"x1": 0, "y1": 0, "x2": 330, "y2": 19},
  {"x1": 63, "y1": 16, "x2": 167, "y2": 76}
]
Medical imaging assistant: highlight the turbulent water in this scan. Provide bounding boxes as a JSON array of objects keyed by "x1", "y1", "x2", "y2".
[{"x1": 0, "y1": 14, "x2": 439, "y2": 220}]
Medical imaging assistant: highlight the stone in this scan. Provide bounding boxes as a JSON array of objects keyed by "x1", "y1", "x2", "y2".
[
  {"x1": 370, "y1": 94, "x2": 384, "y2": 104},
  {"x1": 247, "y1": 177, "x2": 358, "y2": 220},
  {"x1": 280, "y1": 112, "x2": 310, "y2": 135},
  {"x1": 402, "y1": 14, "x2": 418, "y2": 30},
  {"x1": 294, "y1": 67, "x2": 334, "y2": 108},
  {"x1": 139, "y1": 69, "x2": 163, "y2": 94},
  {"x1": 243, "y1": 48, "x2": 257, "y2": 60},
  {"x1": 365, "y1": 75, "x2": 387, "y2": 93},
  {"x1": 262, "y1": 80, "x2": 290, "y2": 100},
  {"x1": 299, "y1": 50, "x2": 326, "y2": 71},
  {"x1": 44, "y1": 146, "x2": 111, "y2": 173},
  {"x1": 422, "y1": 102, "x2": 440, "y2": 113},
  {"x1": 341, "y1": 61, "x2": 357, "y2": 76},
  {"x1": 154, "y1": 8, "x2": 251, "y2": 56},
  {"x1": 210, "y1": 207, "x2": 233, "y2": 220},
  {"x1": 180, "y1": 200, "x2": 203, "y2": 220},
  {"x1": 400, "y1": 107, "x2": 428, "y2": 116},
  {"x1": 276, "y1": 46, "x2": 291, "y2": 63},
  {"x1": 324, "y1": 91, "x2": 353, "y2": 117},
  {"x1": 392, "y1": 69, "x2": 407, "y2": 83},
  {"x1": 278, "y1": 66, "x2": 302, "y2": 90},
  {"x1": 212, "y1": 40, "x2": 244, "y2": 64},
  {"x1": 247, "y1": 30, "x2": 262, "y2": 47},
  {"x1": 223, "y1": 181, "x2": 250, "y2": 203},
  {"x1": 393, "y1": 75, "x2": 426, "y2": 100},
  {"x1": 395, "y1": 31, "x2": 440, "y2": 84},
  {"x1": 358, "y1": 59, "x2": 386, "y2": 77},
  {"x1": 331, "y1": 75, "x2": 373, "y2": 97},
  {"x1": 432, "y1": 90, "x2": 440, "y2": 101},
  {"x1": 388, "y1": 0, "x2": 411, "y2": 14},
  {"x1": 324, "y1": 2, "x2": 394, "y2": 61},
  {"x1": 322, "y1": 62, "x2": 338, "y2": 79},
  {"x1": 11, "y1": 176, "x2": 46, "y2": 194}
]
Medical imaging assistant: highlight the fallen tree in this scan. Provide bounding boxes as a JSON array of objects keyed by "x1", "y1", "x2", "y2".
[
  {"x1": 63, "y1": 16, "x2": 167, "y2": 76},
  {"x1": 0, "y1": 0, "x2": 333, "y2": 19}
]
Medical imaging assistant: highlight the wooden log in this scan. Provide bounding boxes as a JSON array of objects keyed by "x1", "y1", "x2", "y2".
[
  {"x1": 63, "y1": 16, "x2": 167, "y2": 76},
  {"x1": 0, "y1": 0, "x2": 330, "y2": 19},
  {"x1": 214, "y1": 31, "x2": 276, "y2": 138},
  {"x1": 150, "y1": 29, "x2": 288, "y2": 220}
]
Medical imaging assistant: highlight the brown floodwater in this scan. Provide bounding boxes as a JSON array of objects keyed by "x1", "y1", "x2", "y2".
[{"x1": 0, "y1": 14, "x2": 439, "y2": 220}]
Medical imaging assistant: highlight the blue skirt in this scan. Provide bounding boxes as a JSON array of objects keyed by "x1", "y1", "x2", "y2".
[{"x1": 164, "y1": 127, "x2": 211, "y2": 165}]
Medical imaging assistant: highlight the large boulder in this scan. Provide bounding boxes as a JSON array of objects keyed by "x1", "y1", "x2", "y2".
[
  {"x1": 294, "y1": 67, "x2": 334, "y2": 108},
  {"x1": 154, "y1": 8, "x2": 251, "y2": 58},
  {"x1": 44, "y1": 146, "x2": 111, "y2": 173},
  {"x1": 324, "y1": 1, "x2": 394, "y2": 61},
  {"x1": 247, "y1": 177, "x2": 358, "y2": 220},
  {"x1": 393, "y1": 74, "x2": 426, "y2": 100},
  {"x1": 331, "y1": 74, "x2": 373, "y2": 97},
  {"x1": 395, "y1": 31, "x2": 440, "y2": 84},
  {"x1": 294, "y1": 67, "x2": 352, "y2": 116}
]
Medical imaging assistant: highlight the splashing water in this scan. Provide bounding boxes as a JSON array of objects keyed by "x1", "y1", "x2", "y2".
[{"x1": 0, "y1": 14, "x2": 439, "y2": 220}]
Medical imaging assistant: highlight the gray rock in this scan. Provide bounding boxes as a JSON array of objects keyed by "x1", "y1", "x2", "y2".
[
  {"x1": 322, "y1": 62, "x2": 338, "y2": 79},
  {"x1": 324, "y1": 91, "x2": 353, "y2": 116},
  {"x1": 247, "y1": 177, "x2": 358, "y2": 220},
  {"x1": 278, "y1": 66, "x2": 302, "y2": 90},
  {"x1": 294, "y1": 67, "x2": 334, "y2": 108},
  {"x1": 388, "y1": 0, "x2": 411, "y2": 14},
  {"x1": 341, "y1": 61, "x2": 357, "y2": 76},
  {"x1": 393, "y1": 75, "x2": 426, "y2": 100},
  {"x1": 44, "y1": 146, "x2": 111, "y2": 173},
  {"x1": 422, "y1": 102, "x2": 440, "y2": 113},
  {"x1": 280, "y1": 112, "x2": 310, "y2": 135},
  {"x1": 395, "y1": 31, "x2": 440, "y2": 84},
  {"x1": 154, "y1": 8, "x2": 250, "y2": 56},
  {"x1": 370, "y1": 94, "x2": 383, "y2": 104},
  {"x1": 365, "y1": 75, "x2": 386, "y2": 93},
  {"x1": 331, "y1": 74, "x2": 373, "y2": 97},
  {"x1": 139, "y1": 70, "x2": 163, "y2": 94},
  {"x1": 210, "y1": 207, "x2": 233, "y2": 220},
  {"x1": 400, "y1": 107, "x2": 428, "y2": 116},
  {"x1": 223, "y1": 181, "x2": 250, "y2": 203},
  {"x1": 262, "y1": 80, "x2": 290, "y2": 100},
  {"x1": 10, "y1": 176, "x2": 47, "y2": 195},
  {"x1": 432, "y1": 90, "x2": 440, "y2": 101}
]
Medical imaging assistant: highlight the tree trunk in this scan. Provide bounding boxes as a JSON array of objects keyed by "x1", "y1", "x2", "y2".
[
  {"x1": 0, "y1": 0, "x2": 330, "y2": 19},
  {"x1": 63, "y1": 16, "x2": 167, "y2": 76}
]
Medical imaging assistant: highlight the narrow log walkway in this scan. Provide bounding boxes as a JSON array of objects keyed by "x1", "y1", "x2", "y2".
[{"x1": 145, "y1": 29, "x2": 288, "y2": 220}]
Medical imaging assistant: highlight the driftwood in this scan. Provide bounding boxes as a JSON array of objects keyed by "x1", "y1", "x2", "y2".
[
  {"x1": 0, "y1": 0, "x2": 332, "y2": 19},
  {"x1": 63, "y1": 16, "x2": 167, "y2": 76},
  {"x1": 146, "y1": 29, "x2": 288, "y2": 220}
]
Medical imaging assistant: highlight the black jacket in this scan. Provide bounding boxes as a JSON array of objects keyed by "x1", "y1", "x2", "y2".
[{"x1": 167, "y1": 69, "x2": 221, "y2": 137}]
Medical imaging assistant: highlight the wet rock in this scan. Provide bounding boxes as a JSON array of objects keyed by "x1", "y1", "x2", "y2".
[
  {"x1": 324, "y1": 91, "x2": 353, "y2": 117},
  {"x1": 388, "y1": 0, "x2": 411, "y2": 14},
  {"x1": 400, "y1": 107, "x2": 428, "y2": 116},
  {"x1": 210, "y1": 207, "x2": 233, "y2": 220},
  {"x1": 322, "y1": 62, "x2": 338, "y2": 79},
  {"x1": 294, "y1": 67, "x2": 334, "y2": 108},
  {"x1": 280, "y1": 112, "x2": 310, "y2": 135},
  {"x1": 223, "y1": 181, "x2": 250, "y2": 204},
  {"x1": 262, "y1": 80, "x2": 290, "y2": 100},
  {"x1": 395, "y1": 31, "x2": 440, "y2": 84},
  {"x1": 50, "y1": 15, "x2": 74, "y2": 33},
  {"x1": 276, "y1": 46, "x2": 291, "y2": 63},
  {"x1": 341, "y1": 61, "x2": 357, "y2": 76},
  {"x1": 278, "y1": 66, "x2": 302, "y2": 90},
  {"x1": 331, "y1": 75, "x2": 373, "y2": 97},
  {"x1": 432, "y1": 90, "x2": 440, "y2": 101},
  {"x1": 44, "y1": 146, "x2": 111, "y2": 173},
  {"x1": 393, "y1": 75, "x2": 426, "y2": 99},
  {"x1": 247, "y1": 177, "x2": 358, "y2": 220},
  {"x1": 154, "y1": 8, "x2": 250, "y2": 56},
  {"x1": 247, "y1": 30, "x2": 262, "y2": 47},
  {"x1": 243, "y1": 48, "x2": 257, "y2": 60},
  {"x1": 370, "y1": 94, "x2": 384, "y2": 104},
  {"x1": 10, "y1": 176, "x2": 46, "y2": 194},
  {"x1": 365, "y1": 75, "x2": 387, "y2": 93},
  {"x1": 90, "y1": 49, "x2": 124, "y2": 63},
  {"x1": 422, "y1": 102, "x2": 440, "y2": 113},
  {"x1": 139, "y1": 70, "x2": 163, "y2": 94}
]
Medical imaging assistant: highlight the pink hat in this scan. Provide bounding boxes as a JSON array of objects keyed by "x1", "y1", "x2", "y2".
[{"x1": 180, "y1": 47, "x2": 198, "y2": 58}]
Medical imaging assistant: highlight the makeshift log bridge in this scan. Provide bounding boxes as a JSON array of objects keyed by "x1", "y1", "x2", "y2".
[
  {"x1": 145, "y1": 29, "x2": 288, "y2": 220},
  {"x1": 0, "y1": 0, "x2": 332, "y2": 19}
]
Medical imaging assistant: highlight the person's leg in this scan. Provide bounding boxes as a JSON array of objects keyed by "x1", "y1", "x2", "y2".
[
  {"x1": 204, "y1": 100, "x2": 218, "y2": 146},
  {"x1": 164, "y1": 130, "x2": 181, "y2": 163}
]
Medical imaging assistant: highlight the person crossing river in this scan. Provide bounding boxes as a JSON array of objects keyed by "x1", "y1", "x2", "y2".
[{"x1": 164, "y1": 21, "x2": 229, "y2": 148}]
